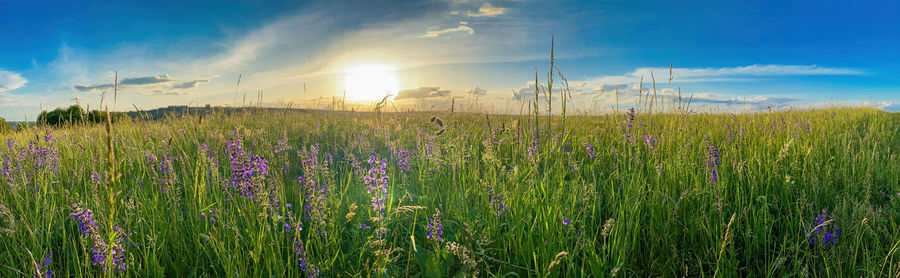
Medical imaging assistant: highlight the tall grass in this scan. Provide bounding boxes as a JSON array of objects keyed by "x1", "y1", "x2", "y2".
[{"x1": 0, "y1": 106, "x2": 897, "y2": 277}]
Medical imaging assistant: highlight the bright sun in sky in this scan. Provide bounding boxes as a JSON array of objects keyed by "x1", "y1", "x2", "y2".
[{"x1": 343, "y1": 64, "x2": 399, "y2": 102}]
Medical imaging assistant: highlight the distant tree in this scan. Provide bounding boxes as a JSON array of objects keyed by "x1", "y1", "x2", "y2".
[
  {"x1": 0, "y1": 117, "x2": 10, "y2": 133},
  {"x1": 38, "y1": 104, "x2": 129, "y2": 126}
]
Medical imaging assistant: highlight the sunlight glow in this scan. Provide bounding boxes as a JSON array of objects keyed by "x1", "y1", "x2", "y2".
[{"x1": 343, "y1": 64, "x2": 399, "y2": 102}]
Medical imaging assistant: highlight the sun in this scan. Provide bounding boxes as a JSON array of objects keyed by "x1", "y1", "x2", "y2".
[{"x1": 343, "y1": 64, "x2": 399, "y2": 102}]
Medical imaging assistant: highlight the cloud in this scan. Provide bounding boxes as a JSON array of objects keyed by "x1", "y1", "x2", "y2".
[
  {"x1": 420, "y1": 25, "x2": 475, "y2": 38},
  {"x1": 864, "y1": 100, "x2": 899, "y2": 112},
  {"x1": 395, "y1": 87, "x2": 451, "y2": 100},
  {"x1": 119, "y1": 74, "x2": 173, "y2": 85},
  {"x1": 73, "y1": 74, "x2": 172, "y2": 92},
  {"x1": 0, "y1": 91, "x2": 25, "y2": 107},
  {"x1": 72, "y1": 84, "x2": 115, "y2": 92},
  {"x1": 172, "y1": 77, "x2": 216, "y2": 89},
  {"x1": 0, "y1": 70, "x2": 27, "y2": 93},
  {"x1": 468, "y1": 3, "x2": 505, "y2": 17},
  {"x1": 588, "y1": 64, "x2": 864, "y2": 85},
  {"x1": 72, "y1": 74, "x2": 214, "y2": 93},
  {"x1": 687, "y1": 93, "x2": 800, "y2": 106},
  {"x1": 511, "y1": 82, "x2": 558, "y2": 102},
  {"x1": 467, "y1": 86, "x2": 487, "y2": 96}
]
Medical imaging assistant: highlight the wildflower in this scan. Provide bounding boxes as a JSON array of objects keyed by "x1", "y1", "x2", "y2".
[
  {"x1": 584, "y1": 142, "x2": 597, "y2": 159},
  {"x1": 362, "y1": 154, "x2": 389, "y2": 221},
  {"x1": 643, "y1": 134, "x2": 657, "y2": 149},
  {"x1": 43, "y1": 131, "x2": 54, "y2": 144},
  {"x1": 225, "y1": 132, "x2": 271, "y2": 201},
  {"x1": 299, "y1": 176, "x2": 328, "y2": 236},
  {"x1": 488, "y1": 187, "x2": 509, "y2": 216},
  {"x1": 70, "y1": 203, "x2": 131, "y2": 272},
  {"x1": 33, "y1": 253, "x2": 52, "y2": 278},
  {"x1": 391, "y1": 147, "x2": 412, "y2": 173},
  {"x1": 90, "y1": 171, "x2": 105, "y2": 186},
  {"x1": 626, "y1": 108, "x2": 635, "y2": 127},
  {"x1": 704, "y1": 136, "x2": 720, "y2": 183},
  {"x1": 624, "y1": 108, "x2": 636, "y2": 143},
  {"x1": 274, "y1": 132, "x2": 291, "y2": 154},
  {"x1": 562, "y1": 216, "x2": 570, "y2": 226},
  {"x1": 806, "y1": 209, "x2": 841, "y2": 246},
  {"x1": 527, "y1": 143, "x2": 539, "y2": 164},
  {"x1": 426, "y1": 208, "x2": 444, "y2": 243},
  {"x1": 70, "y1": 203, "x2": 98, "y2": 236},
  {"x1": 298, "y1": 144, "x2": 324, "y2": 175}
]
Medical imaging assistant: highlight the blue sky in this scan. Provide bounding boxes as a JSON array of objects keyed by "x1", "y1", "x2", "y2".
[{"x1": 0, "y1": 0, "x2": 897, "y2": 120}]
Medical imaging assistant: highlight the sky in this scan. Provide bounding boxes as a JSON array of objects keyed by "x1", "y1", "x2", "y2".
[{"x1": 0, "y1": 0, "x2": 898, "y2": 120}]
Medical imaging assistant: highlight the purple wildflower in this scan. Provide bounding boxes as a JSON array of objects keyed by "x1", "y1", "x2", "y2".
[
  {"x1": 299, "y1": 176, "x2": 328, "y2": 236},
  {"x1": 391, "y1": 147, "x2": 412, "y2": 174},
  {"x1": 624, "y1": 108, "x2": 636, "y2": 144},
  {"x1": 90, "y1": 171, "x2": 105, "y2": 186},
  {"x1": 70, "y1": 203, "x2": 98, "y2": 236},
  {"x1": 225, "y1": 132, "x2": 271, "y2": 201},
  {"x1": 562, "y1": 216, "x2": 571, "y2": 226},
  {"x1": 33, "y1": 253, "x2": 52, "y2": 278},
  {"x1": 643, "y1": 134, "x2": 657, "y2": 149},
  {"x1": 274, "y1": 132, "x2": 291, "y2": 154},
  {"x1": 527, "y1": 143, "x2": 539, "y2": 164},
  {"x1": 806, "y1": 209, "x2": 841, "y2": 246},
  {"x1": 704, "y1": 136, "x2": 720, "y2": 183},
  {"x1": 70, "y1": 204, "x2": 131, "y2": 272},
  {"x1": 363, "y1": 154, "x2": 389, "y2": 221},
  {"x1": 488, "y1": 187, "x2": 509, "y2": 216},
  {"x1": 585, "y1": 142, "x2": 597, "y2": 159},
  {"x1": 426, "y1": 209, "x2": 444, "y2": 243}
]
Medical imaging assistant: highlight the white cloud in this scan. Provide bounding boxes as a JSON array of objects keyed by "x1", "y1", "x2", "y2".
[
  {"x1": 72, "y1": 74, "x2": 215, "y2": 93},
  {"x1": 468, "y1": 86, "x2": 487, "y2": 95},
  {"x1": 0, "y1": 70, "x2": 27, "y2": 93},
  {"x1": 863, "y1": 100, "x2": 897, "y2": 111},
  {"x1": 589, "y1": 64, "x2": 863, "y2": 85},
  {"x1": 119, "y1": 74, "x2": 173, "y2": 85},
  {"x1": 172, "y1": 76, "x2": 217, "y2": 89},
  {"x1": 0, "y1": 91, "x2": 25, "y2": 107},
  {"x1": 468, "y1": 3, "x2": 505, "y2": 17},
  {"x1": 420, "y1": 25, "x2": 475, "y2": 38},
  {"x1": 395, "y1": 87, "x2": 451, "y2": 100}
]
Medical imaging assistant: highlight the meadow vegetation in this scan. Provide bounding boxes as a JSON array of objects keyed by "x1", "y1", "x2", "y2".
[{"x1": 0, "y1": 105, "x2": 898, "y2": 277}]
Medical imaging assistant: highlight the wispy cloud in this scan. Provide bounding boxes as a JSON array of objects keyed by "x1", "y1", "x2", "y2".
[
  {"x1": 467, "y1": 86, "x2": 487, "y2": 96},
  {"x1": 395, "y1": 87, "x2": 451, "y2": 100},
  {"x1": 467, "y1": 3, "x2": 505, "y2": 17},
  {"x1": 172, "y1": 77, "x2": 217, "y2": 89},
  {"x1": 72, "y1": 74, "x2": 212, "y2": 93},
  {"x1": 0, "y1": 70, "x2": 27, "y2": 93},
  {"x1": 420, "y1": 23, "x2": 475, "y2": 38},
  {"x1": 72, "y1": 83, "x2": 114, "y2": 92},
  {"x1": 0, "y1": 91, "x2": 25, "y2": 107},
  {"x1": 589, "y1": 64, "x2": 864, "y2": 85},
  {"x1": 864, "y1": 100, "x2": 899, "y2": 112},
  {"x1": 73, "y1": 74, "x2": 172, "y2": 92},
  {"x1": 119, "y1": 74, "x2": 173, "y2": 85}
]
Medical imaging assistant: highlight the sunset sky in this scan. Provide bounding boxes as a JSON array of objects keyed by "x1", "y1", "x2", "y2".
[{"x1": 0, "y1": 0, "x2": 898, "y2": 120}]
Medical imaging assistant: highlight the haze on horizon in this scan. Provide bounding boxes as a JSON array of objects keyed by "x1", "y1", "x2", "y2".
[{"x1": 0, "y1": 0, "x2": 898, "y2": 121}]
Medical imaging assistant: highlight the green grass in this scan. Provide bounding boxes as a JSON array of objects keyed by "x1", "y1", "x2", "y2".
[{"x1": 0, "y1": 107, "x2": 898, "y2": 277}]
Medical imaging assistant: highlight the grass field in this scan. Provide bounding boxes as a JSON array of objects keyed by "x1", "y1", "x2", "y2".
[{"x1": 0, "y1": 106, "x2": 898, "y2": 277}]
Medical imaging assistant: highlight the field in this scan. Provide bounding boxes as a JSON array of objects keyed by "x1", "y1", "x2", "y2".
[{"x1": 0, "y1": 107, "x2": 898, "y2": 277}]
